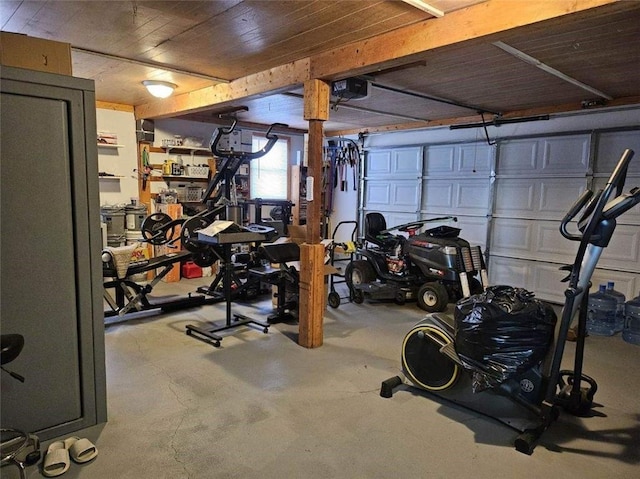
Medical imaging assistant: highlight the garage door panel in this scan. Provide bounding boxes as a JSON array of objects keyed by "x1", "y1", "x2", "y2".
[
  {"x1": 596, "y1": 130, "x2": 640, "y2": 175},
  {"x1": 494, "y1": 177, "x2": 585, "y2": 219},
  {"x1": 536, "y1": 223, "x2": 578, "y2": 259},
  {"x1": 532, "y1": 262, "x2": 567, "y2": 304},
  {"x1": 425, "y1": 143, "x2": 493, "y2": 176},
  {"x1": 498, "y1": 140, "x2": 538, "y2": 174},
  {"x1": 491, "y1": 218, "x2": 577, "y2": 263},
  {"x1": 598, "y1": 224, "x2": 640, "y2": 271},
  {"x1": 491, "y1": 219, "x2": 534, "y2": 254},
  {"x1": 393, "y1": 181, "x2": 420, "y2": 208},
  {"x1": 422, "y1": 179, "x2": 489, "y2": 216},
  {"x1": 365, "y1": 179, "x2": 419, "y2": 212},
  {"x1": 538, "y1": 179, "x2": 587, "y2": 217},
  {"x1": 366, "y1": 147, "x2": 422, "y2": 177},
  {"x1": 364, "y1": 181, "x2": 390, "y2": 208},
  {"x1": 490, "y1": 256, "x2": 638, "y2": 304},
  {"x1": 498, "y1": 135, "x2": 589, "y2": 175},
  {"x1": 488, "y1": 256, "x2": 531, "y2": 290},
  {"x1": 365, "y1": 150, "x2": 392, "y2": 176},
  {"x1": 459, "y1": 144, "x2": 494, "y2": 175},
  {"x1": 393, "y1": 147, "x2": 422, "y2": 175},
  {"x1": 456, "y1": 181, "x2": 491, "y2": 214},
  {"x1": 450, "y1": 216, "x2": 488, "y2": 249},
  {"x1": 424, "y1": 145, "x2": 455, "y2": 175},
  {"x1": 422, "y1": 181, "x2": 453, "y2": 209},
  {"x1": 494, "y1": 180, "x2": 536, "y2": 215},
  {"x1": 541, "y1": 136, "x2": 590, "y2": 173}
]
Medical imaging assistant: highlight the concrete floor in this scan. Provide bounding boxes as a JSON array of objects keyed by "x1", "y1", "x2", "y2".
[{"x1": 14, "y1": 277, "x2": 640, "y2": 478}]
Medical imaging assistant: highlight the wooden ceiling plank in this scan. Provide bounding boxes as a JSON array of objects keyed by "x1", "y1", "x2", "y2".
[{"x1": 309, "y1": 0, "x2": 622, "y2": 80}]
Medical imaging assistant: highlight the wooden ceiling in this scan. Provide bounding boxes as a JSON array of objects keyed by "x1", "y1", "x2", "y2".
[{"x1": 2, "y1": 0, "x2": 639, "y2": 135}]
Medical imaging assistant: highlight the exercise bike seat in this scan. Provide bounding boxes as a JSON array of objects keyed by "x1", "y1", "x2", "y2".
[{"x1": 1, "y1": 334, "x2": 24, "y2": 366}]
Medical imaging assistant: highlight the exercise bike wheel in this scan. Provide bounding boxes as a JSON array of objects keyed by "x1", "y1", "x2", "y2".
[{"x1": 401, "y1": 321, "x2": 459, "y2": 391}]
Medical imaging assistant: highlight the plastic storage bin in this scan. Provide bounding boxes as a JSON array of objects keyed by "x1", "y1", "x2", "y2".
[
  {"x1": 587, "y1": 284, "x2": 618, "y2": 336},
  {"x1": 622, "y1": 293, "x2": 640, "y2": 345}
]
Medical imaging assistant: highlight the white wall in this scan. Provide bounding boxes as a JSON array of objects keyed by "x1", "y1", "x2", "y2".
[{"x1": 96, "y1": 108, "x2": 138, "y2": 206}]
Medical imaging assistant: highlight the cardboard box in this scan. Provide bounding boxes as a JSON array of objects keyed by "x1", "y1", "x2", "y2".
[
  {"x1": 0, "y1": 32, "x2": 72, "y2": 75},
  {"x1": 288, "y1": 224, "x2": 307, "y2": 244}
]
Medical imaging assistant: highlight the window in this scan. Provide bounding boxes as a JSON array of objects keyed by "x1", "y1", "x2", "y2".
[{"x1": 250, "y1": 136, "x2": 289, "y2": 200}]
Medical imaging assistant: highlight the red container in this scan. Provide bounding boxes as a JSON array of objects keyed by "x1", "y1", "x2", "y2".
[{"x1": 181, "y1": 261, "x2": 202, "y2": 279}]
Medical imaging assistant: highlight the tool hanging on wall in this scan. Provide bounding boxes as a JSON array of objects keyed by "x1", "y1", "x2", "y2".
[{"x1": 324, "y1": 137, "x2": 362, "y2": 214}]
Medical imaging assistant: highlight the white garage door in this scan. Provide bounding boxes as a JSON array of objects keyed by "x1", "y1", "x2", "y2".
[{"x1": 361, "y1": 129, "x2": 639, "y2": 303}]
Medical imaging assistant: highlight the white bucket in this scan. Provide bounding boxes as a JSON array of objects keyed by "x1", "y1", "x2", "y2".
[
  {"x1": 126, "y1": 231, "x2": 149, "y2": 281},
  {"x1": 126, "y1": 205, "x2": 148, "y2": 231}
]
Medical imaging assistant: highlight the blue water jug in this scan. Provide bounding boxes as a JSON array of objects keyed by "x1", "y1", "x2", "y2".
[
  {"x1": 622, "y1": 293, "x2": 640, "y2": 346},
  {"x1": 587, "y1": 284, "x2": 618, "y2": 336},
  {"x1": 605, "y1": 281, "x2": 626, "y2": 332}
]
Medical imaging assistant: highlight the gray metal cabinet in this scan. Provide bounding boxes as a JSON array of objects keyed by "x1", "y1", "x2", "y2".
[{"x1": 0, "y1": 66, "x2": 107, "y2": 440}]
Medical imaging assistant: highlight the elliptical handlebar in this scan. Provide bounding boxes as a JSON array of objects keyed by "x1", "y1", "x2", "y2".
[
  {"x1": 559, "y1": 190, "x2": 593, "y2": 241},
  {"x1": 209, "y1": 121, "x2": 289, "y2": 160},
  {"x1": 559, "y1": 149, "x2": 636, "y2": 243}
]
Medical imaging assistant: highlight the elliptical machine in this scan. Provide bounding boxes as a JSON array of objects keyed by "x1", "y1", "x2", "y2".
[{"x1": 380, "y1": 149, "x2": 640, "y2": 454}]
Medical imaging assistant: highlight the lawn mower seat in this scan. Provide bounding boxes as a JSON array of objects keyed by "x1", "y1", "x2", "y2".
[{"x1": 364, "y1": 212, "x2": 400, "y2": 251}]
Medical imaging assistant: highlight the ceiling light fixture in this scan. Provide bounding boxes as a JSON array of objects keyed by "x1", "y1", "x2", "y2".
[
  {"x1": 142, "y1": 80, "x2": 177, "y2": 98},
  {"x1": 401, "y1": 0, "x2": 445, "y2": 17}
]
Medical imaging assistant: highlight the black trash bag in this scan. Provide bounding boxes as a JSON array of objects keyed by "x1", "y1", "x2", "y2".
[{"x1": 454, "y1": 285, "x2": 557, "y2": 393}]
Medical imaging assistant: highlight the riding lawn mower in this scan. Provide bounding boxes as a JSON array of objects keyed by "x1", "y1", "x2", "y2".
[{"x1": 345, "y1": 213, "x2": 488, "y2": 312}]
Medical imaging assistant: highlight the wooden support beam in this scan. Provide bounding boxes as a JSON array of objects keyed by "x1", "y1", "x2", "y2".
[
  {"x1": 303, "y1": 79, "x2": 330, "y2": 121},
  {"x1": 309, "y1": 0, "x2": 621, "y2": 80},
  {"x1": 96, "y1": 101, "x2": 134, "y2": 112},
  {"x1": 298, "y1": 79, "x2": 330, "y2": 348},
  {"x1": 134, "y1": 58, "x2": 310, "y2": 120}
]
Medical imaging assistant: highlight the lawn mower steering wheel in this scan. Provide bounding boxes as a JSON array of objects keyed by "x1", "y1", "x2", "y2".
[{"x1": 397, "y1": 223, "x2": 424, "y2": 236}]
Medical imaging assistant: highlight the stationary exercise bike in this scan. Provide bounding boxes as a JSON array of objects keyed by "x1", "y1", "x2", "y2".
[{"x1": 380, "y1": 149, "x2": 640, "y2": 454}]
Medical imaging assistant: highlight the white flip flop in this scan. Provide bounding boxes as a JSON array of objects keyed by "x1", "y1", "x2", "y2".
[
  {"x1": 42, "y1": 441, "x2": 70, "y2": 477},
  {"x1": 63, "y1": 436, "x2": 98, "y2": 463}
]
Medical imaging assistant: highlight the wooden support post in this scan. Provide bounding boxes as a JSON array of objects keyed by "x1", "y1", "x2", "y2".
[
  {"x1": 298, "y1": 79, "x2": 330, "y2": 348},
  {"x1": 298, "y1": 243, "x2": 326, "y2": 348}
]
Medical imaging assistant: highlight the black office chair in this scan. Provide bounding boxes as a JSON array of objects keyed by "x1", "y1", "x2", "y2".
[
  {"x1": 1, "y1": 335, "x2": 41, "y2": 479},
  {"x1": 364, "y1": 212, "x2": 401, "y2": 251}
]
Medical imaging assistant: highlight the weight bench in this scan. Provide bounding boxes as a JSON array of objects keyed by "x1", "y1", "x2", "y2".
[
  {"x1": 102, "y1": 247, "x2": 205, "y2": 319},
  {"x1": 249, "y1": 242, "x2": 300, "y2": 323}
]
